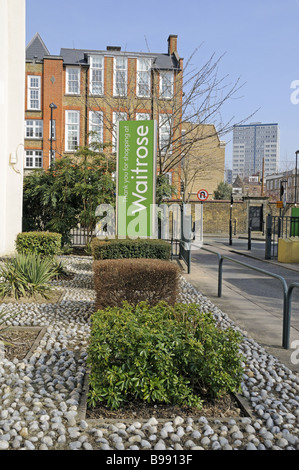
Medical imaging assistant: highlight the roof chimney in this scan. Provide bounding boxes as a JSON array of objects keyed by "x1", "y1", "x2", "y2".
[
  {"x1": 168, "y1": 35, "x2": 178, "y2": 55},
  {"x1": 106, "y1": 46, "x2": 121, "y2": 51}
]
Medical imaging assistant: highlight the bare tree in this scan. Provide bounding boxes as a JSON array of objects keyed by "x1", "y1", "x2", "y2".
[{"x1": 75, "y1": 44, "x2": 256, "y2": 184}]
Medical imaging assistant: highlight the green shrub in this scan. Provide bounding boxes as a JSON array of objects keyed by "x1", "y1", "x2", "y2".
[
  {"x1": 87, "y1": 301, "x2": 244, "y2": 410},
  {"x1": 16, "y1": 232, "x2": 62, "y2": 257},
  {"x1": 0, "y1": 254, "x2": 59, "y2": 300},
  {"x1": 90, "y1": 237, "x2": 171, "y2": 260},
  {"x1": 93, "y1": 258, "x2": 180, "y2": 309}
]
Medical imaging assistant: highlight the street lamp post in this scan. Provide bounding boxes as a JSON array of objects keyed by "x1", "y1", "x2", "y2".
[
  {"x1": 49, "y1": 103, "x2": 57, "y2": 167},
  {"x1": 295, "y1": 150, "x2": 299, "y2": 207}
]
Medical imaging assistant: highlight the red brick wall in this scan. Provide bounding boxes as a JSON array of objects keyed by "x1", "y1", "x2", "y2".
[{"x1": 43, "y1": 57, "x2": 63, "y2": 169}]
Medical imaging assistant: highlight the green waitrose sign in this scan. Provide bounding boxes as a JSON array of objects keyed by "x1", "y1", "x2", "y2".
[{"x1": 117, "y1": 120, "x2": 157, "y2": 238}]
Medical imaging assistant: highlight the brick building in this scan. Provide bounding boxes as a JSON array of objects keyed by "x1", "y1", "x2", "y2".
[
  {"x1": 180, "y1": 123, "x2": 226, "y2": 201},
  {"x1": 25, "y1": 33, "x2": 183, "y2": 184},
  {"x1": 265, "y1": 169, "x2": 299, "y2": 204}
]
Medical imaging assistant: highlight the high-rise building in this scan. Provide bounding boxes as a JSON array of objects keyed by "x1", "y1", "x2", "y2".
[{"x1": 232, "y1": 122, "x2": 280, "y2": 181}]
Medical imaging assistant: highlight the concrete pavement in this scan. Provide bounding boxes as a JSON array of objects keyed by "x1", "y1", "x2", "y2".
[{"x1": 181, "y1": 234, "x2": 299, "y2": 374}]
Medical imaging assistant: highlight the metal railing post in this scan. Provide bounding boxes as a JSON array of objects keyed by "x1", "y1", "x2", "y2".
[
  {"x1": 282, "y1": 281, "x2": 290, "y2": 350},
  {"x1": 218, "y1": 255, "x2": 223, "y2": 297},
  {"x1": 201, "y1": 246, "x2": 292, "y2": 349},
  {"x1": 188, "y1": 247, "x2": 191, "y2": 274},
  {"x1": 285, "y1": 283, "x2": 299, "y2": 350},
  {"x1": 248, "y1": 226, "x2": 252, "y2": 251}
]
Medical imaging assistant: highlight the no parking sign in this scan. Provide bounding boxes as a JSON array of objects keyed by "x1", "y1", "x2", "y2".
[{"x1": 197, "y1": 189, "x2": 209, "y2": 201}]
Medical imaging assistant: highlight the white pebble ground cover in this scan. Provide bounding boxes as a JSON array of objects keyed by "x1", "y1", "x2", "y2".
[{"x1": 0, "y1": 256, "x2": 298, "y2": 451}]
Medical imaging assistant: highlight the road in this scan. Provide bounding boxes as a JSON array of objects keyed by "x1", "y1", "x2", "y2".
[{"x1": 190, "y1": 238, "x2": 299, "y2": 332}]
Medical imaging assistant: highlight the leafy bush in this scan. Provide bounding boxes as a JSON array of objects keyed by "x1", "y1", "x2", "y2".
[
  {"x1": 0, "y1": 254, "x2": 60, "y2": 300},
  {"x1": 22, "y1": 149, "x2": 115, "y2": 245},
  {"x1": 91, "y1": 238, "x2": 171, "y2": 260},
  {"x1": 87, "y1": 302, "x2": 244, "y2": 410},
  {"x1": 16, "y1": 232, "x2": 62, "y2": 257},
  {"x1": 93, "y1": 258, "x2": 180, "y2": 309}
]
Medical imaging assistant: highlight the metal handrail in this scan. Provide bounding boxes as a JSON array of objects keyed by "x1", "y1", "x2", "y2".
[
  {"x1": 286, "y1": 283, "x2": 299, "y2": 349},
  {"x1": 200, "y1": 247, "x2": 291, "y2": 349}
]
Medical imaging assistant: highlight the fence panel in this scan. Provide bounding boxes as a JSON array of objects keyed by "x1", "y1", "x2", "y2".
[{"x1": 267, "y1": 216, "x2": 299, "y2": 258}]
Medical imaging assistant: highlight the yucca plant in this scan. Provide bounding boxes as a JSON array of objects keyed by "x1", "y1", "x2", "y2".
[
  {"x1": 0, "y1": 254, "x2": 59, "y2": 300},
  {"x1": 49, "y1": 258, "x2": 68, "y2": 280}
]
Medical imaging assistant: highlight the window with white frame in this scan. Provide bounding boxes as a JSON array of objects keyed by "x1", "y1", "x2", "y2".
[
  {"x1": 65, "y1": 110, "x2": 80, "y2": 152},
  {"x1": 165, "y1": 172, "x2": 173, "y2": 184},
  {"x1": 89, "y1": 111, "x2": 103, "y2": 149},
  {"x1": 159, "y1": 114, "x2": 172, "y2": 154},
  {"x1": 114, "y1": 57, "x2": 127, "y2": 97},
  {"x1": 90, "y1": 56, "x2": 104, "y2": 95},
  {"x1": 136, "y1": 112, "x2": 151, "y2": 121},
  {"x1": 27, "y1": 76, "x2": 41, "y2": 110},
  {"x1": 160, "y1": 71, "x2": 174, "y2": 99},
  {"x1": 112, "y1": 111, "x2": 127, "y2": 151},
  {"x1": 66, "y1": 68, "x2": 80, "y2": 94},
  {"x1": 25, "y1": 120, "x2": 43, "y2": 139},
  {"x1": 136, "y1": 58, "x2": 152, "y2": 97},
  {"x1": 25, "y1": 150, "x2": 43, "y2": 168}
]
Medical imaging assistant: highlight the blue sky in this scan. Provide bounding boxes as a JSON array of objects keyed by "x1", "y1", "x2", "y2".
[{"x1": 26, "y1": 0, "x2": 299, "y2": 171}]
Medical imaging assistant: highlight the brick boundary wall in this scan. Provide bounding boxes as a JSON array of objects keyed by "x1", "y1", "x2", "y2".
[
  {"x1": 171, "y1": 199, "x2": 295, "y2": 235},
  {"x1": 201, "y1": 200, "x2": 247, "y2": 234}
]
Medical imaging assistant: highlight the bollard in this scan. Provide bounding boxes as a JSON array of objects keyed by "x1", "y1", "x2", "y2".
[
  {"x1": 248, "y1": 226, "x2": 251, "y2": 251},
  {"x1": 265, "y1": 214, "x2": 272, "y2": 260}
]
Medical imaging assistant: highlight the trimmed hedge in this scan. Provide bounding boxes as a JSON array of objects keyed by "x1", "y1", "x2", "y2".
[
  {"x1": 90, "y1": 237, "x2": 171, "y2": 260},
  {"x1": 87, "y1": 301, "x2": 244, "y2": 410},
  {"x1": 93, "y1": 258, "x2": 180, "y2": 309},
  {"x1": 15, "y1": 232, "x2": 62, "y2": 257}
]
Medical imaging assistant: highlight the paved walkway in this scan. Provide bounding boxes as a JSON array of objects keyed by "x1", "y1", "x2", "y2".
[{"x1": 182, "y1": 234, "x2": 299, "y2": 374}]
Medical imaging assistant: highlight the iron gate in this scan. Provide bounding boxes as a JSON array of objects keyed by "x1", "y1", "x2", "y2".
[{"x1": 249, "y1": 206, "x2": 263, "y2": 231}]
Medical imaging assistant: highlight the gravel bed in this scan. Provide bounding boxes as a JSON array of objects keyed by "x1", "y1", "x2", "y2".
[{"x1": 0, "y1": 256, "x2": 298, "y2": 451}]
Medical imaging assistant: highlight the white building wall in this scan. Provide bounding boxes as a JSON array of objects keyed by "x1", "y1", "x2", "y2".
[{"x1": 0, "y1": 0, "x2": 25, "y2": 255}]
